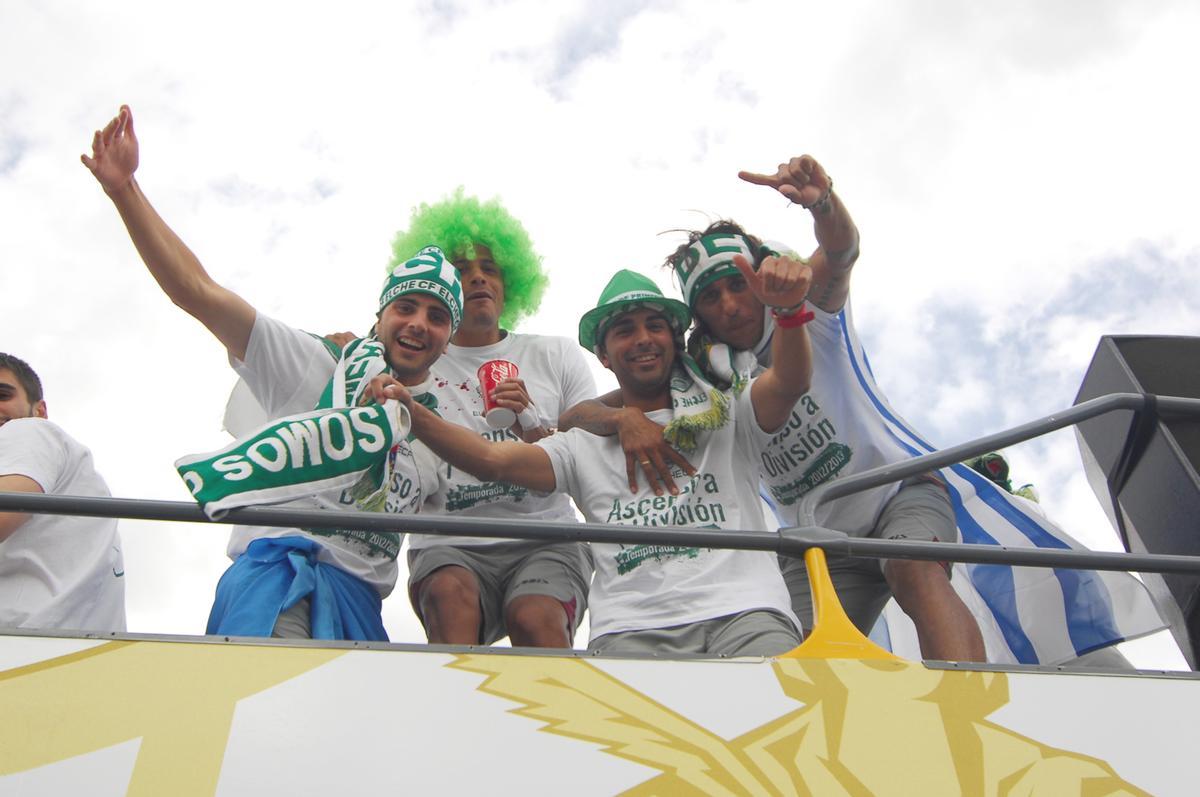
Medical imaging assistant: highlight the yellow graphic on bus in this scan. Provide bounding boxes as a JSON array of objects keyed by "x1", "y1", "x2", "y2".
[
  {"x1": 0, "y1": 640, "x2": 344, "y2": 796},
  {"x1": 452, "y1": 654, "x2": 1150, "y2": 796}
]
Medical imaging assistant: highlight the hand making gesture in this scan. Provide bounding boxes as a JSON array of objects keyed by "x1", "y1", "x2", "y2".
[
  {"x1": 738, "y1": 248, "x2": 815, "y2": 433},
  {"x1": 81, "y1": 105, "x2": 139, "y2": 196},
  {"x1": 738, "y1": 154, "x2": 832, "y2": 211},
  {"x1": 733, "y1": 253, "x2": 812, "y2": 313}
]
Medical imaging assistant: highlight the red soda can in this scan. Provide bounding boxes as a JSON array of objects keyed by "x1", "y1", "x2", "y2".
[{"x1": 477, "y1": 359, "x2": 519, "y2": 429}]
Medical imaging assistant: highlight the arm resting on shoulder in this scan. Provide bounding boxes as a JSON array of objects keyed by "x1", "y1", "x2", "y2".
[
  {"x1": 559, "y1": 391, "x2": 696, "y2": 495},
  {"x1": 557, "y1": 389, "x2": 625, "y2": 435},
  {"x1": 0, "y1": 474, "x2": 44, "y2": 542}
]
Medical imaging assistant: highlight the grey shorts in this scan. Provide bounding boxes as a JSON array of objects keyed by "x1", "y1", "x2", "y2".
[
  {"x1": 408, "y1": 540, "x2": 593, "y2": 645},
  {"x1": 782, "y1": 477, "x2": 956, "y2": 634},
  {"x1": 589, "y1": 610, "x2": 801, "y2": 658},
  {"x1": 271, "y1": 597, "x2": 312, "y2": 639}
]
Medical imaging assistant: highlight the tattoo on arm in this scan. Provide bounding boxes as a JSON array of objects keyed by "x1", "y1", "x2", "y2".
[
  {"x1": 810, "y1": 272, "x2": 847, "y2": 309},
  {"x1": 825, "y1": 240, "x2": 859, "y2": 268},
  {"x1": 558, "y1": 395, "x2": 623, "y2": 436}
]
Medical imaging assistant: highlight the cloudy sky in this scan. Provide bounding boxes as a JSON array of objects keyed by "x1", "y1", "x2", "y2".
[{"x1": 2, "y1": 0, "x2": 1197, "y2": 665}]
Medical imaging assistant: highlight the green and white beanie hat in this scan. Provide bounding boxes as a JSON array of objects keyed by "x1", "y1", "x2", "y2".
[
  {"x1": 670, "y1": 232, "x2": 762, "y2": 310},
  {"x1": 379, "y1": 246, "x2": 464, "y2": 330}
]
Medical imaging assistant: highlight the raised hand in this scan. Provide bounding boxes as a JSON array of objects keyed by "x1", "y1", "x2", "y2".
[
  {"x1": 738, "y1": 155, "x2": 831, "y2": 209},
  {"x1": 81, "y1": 105, "x2": 139, "y2": 196},
  {"x1": 733, "y1": 253, "x2": 811, "y2": 312}
]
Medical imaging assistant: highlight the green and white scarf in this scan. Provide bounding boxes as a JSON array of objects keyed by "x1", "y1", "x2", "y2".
[
  {"x1": 664, "y1": 309, "x2": 782, "y2": 450},
  {"x1": 684, "y1": 307, "x2": 773, "y2": 395},
  {"x1": 672, "y1": 234, "x2": 800, "y2": 396},
  {"x1": 177, "y1": 337, "x2": 410, "y2": 519},
  {"x1": 661, "y1": 354, "x2": 741, "y2": 453}
]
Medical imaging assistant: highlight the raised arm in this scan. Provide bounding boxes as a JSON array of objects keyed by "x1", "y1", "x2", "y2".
[
  {"x1": 82, "y1": 106, "x2": 256, "y2": 360},
  {"x1": 737, "y1": 255, "x2": 814, "y2": 432},
  {"x1": 739, "y1": 154, "x2": 859, "y2": 313},
  {"x1": 370, "y1": 376, "x2": 558, "y2": 493},
  {"x1": 559, "y1": 389, "x2": 696, "y2": 496}
]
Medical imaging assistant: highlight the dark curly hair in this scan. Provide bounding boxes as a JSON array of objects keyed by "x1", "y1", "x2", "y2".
[{"x1": 661, "y1": 219, "x2": 768, "y2": 274}]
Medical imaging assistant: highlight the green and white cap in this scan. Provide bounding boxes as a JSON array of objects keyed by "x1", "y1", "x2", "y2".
[
  {"x1": 578, "y1": 269, "x2": 691, "y2": 353},
  {"x1": 670, "y1": 232, "x2": 761, "y2": 309},
  {"x1": 379, "y1": 246, "x2": 464, "y2": 330}
]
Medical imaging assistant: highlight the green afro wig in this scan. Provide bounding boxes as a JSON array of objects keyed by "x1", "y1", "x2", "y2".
[{"x1": 389, "y1": 188, "x2": 548, "y2": 330}]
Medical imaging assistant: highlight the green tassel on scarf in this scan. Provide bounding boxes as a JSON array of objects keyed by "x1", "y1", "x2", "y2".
[{"x1": 661, "y1": 356, "x2": 738, "y2": 452}]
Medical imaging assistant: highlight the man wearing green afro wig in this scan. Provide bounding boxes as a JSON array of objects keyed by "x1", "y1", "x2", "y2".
[
  {"x1": 390, "y1": 189, "x2": 598, "y2": 650},
  {"x1": 390, "y1": 187, "x2": 547, "y2": 333}
]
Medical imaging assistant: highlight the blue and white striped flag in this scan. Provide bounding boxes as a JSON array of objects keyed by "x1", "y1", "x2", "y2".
[{"x1": 834, "y1": 303, "x2": 1165, "y2": 665}]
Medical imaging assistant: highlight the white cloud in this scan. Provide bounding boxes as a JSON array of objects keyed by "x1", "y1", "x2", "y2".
[{"x1": 2, "y1": 0, "x2": 1198, "y2": 667}]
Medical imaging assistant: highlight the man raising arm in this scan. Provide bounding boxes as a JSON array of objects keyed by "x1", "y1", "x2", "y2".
[
  {"x1": 663, "y1": 156, "x2": 982, "y2": 661},
  {"x1": 81, "y1": 106, "x2": 255, "y2": 360},
  {"x1": 82, "y1": 105, "x2": 454, "y2": 641},
  {"x1": 560, "y1": 153, "x2": 983, "y2": 661}
]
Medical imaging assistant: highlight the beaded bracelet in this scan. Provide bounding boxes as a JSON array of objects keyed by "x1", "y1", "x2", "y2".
[
  {"x1": 771, "y1": 303, "x2": 815, "y2": 328},
  {"x1": 799, "y1": 177, "x2": 834, "y2": 213}
]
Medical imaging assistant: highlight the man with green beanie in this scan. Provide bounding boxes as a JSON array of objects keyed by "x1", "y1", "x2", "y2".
[
  {"x1": 82, "y1": 105, "x2": 457, "y2": 641},
  {"x1": 389, "y1": 189, "x2": 596, "y2": 650},
  {"x1": 370, "y1": 258, "x2": 816, "y2": 657}
]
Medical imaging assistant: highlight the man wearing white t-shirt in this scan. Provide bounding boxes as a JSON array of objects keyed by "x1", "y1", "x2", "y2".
[
  {"x1": 389, "y1": 192, "x2": 596, "y2": 649},
  {"x1": 373, "y1": 263, "x2": 815, "y2": 656},
  {"x1": 0, "y1": 353, "x2": 126, "y2": 632},
  {"x1": 83, "y1": 105, "x2": 454, "y2": 641},
  {"x1": 565, "y1": 155, "x2": 984, "y2": 661}
]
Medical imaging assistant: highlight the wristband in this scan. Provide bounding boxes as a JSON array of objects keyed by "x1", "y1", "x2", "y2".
[
  {"x1": 770, "y1": 300, "x2": 807, "y2": 315},
  {"x1": 771, "y1": 303, "x2": 814, "y2": 328},
  {"x1": 799, "y1": 178, "x2": 834, "y2": 214},
  {"x1": 517, "y1": 406, "x2": 540, "y2": 429}
]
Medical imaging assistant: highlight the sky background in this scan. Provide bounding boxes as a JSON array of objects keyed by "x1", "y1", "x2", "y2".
[{"x1": 2, "y1": 0, "x2": 1197, "y2": 666}]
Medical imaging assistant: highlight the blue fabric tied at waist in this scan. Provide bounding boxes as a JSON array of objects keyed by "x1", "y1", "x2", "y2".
[{"x1": 207, "y1": 536, "x2": 388, "y2": 642}]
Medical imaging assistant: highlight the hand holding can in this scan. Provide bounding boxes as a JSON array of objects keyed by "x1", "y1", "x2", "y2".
[{"x1": 478, "y1": 359, "x2": 520, "y2": 429}]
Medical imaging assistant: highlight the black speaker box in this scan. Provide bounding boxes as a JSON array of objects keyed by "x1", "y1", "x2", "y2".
[{"x1": 1075, "y1": 336, "x2": 1200, "y2": 667}]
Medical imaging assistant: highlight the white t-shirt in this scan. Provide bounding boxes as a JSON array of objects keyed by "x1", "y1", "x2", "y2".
[
  {"x1": 537, "y1": 387, "x2": 799, "y2": 640},
  {"x1": 408, "y1": 332, "x2": 597, "y2": 550},
  {"x1": 227, "y1": 313, "x2": 442, "y2": 596},
  {"x1": 0, "y1": 418, "x2": 126, "y2": 631},
  {"x1": 756, "y1": 301, "x2": 912, "y2": 536}
]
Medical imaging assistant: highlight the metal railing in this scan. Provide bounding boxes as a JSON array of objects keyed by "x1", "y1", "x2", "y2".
[{"x1": 2, "y1": 392, "x2": 1200, "y2": 576}]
